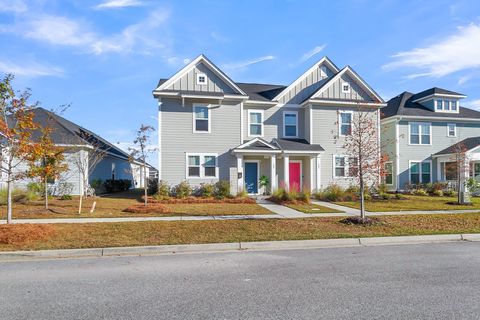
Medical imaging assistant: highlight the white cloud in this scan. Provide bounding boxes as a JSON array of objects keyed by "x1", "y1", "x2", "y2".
[
  {"x1": 299, "y1": 44, "x2": 327, "y2": 63},
  {"x1": 94, "y1": 0, "x2": 144, "y2": 9},
  {"x1": 0, "y1": 59, "x2": 63, "y2": 77},
  {"x1": 210, "y1": 31, "x2": 228, "y2": 42},
  {"x1": 222, "y1": 55, "x2": 275, "y2": 70},
  {"x1": 467, "y1": 99, "x2": 480, "y2": 109},
  {"x1": 383, "y1": 23, "x2": 480, "y2": 79},
  {"x1": 183, "y1": 58, "x2": 191, "y2": 64},
  {"x1": 0, "y1": 9, "x2": 170, "y2": 55},
  {"x1": 0, "y1": 0, "x2": 27, "y2": 13}
]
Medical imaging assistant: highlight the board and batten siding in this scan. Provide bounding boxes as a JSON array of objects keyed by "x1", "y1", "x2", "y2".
[
  {"x1": 243, "y1": 104, "x2": 305, "y2": 141},
  {"x1": 160, "y1": 97, "x2": 241, "y2": 186},
  {"x1": 396, "y1": 120, "x2": 480, "y2": 189},
  {"x1": 278, "y1": 64, "x2": 336, "y2": 104},
  {"x1": 316, "y1": 73, "x2": 373, "y2": 102},
  {"x1": 311, "y1": 105, "x2": 378, "y2": 189},
  {"x1": 165, "y1": 62, "x2": 237, "y2": 94}
]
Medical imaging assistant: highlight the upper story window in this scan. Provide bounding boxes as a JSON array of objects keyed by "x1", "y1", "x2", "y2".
[
  {"x1": 248, "y1": 110, "x2": 263, "y2": 137},
  {"x1": 283, "y1": 111, "x2": 298, "y2": 138},
  {"x1": 339, "y1": 112, "x2": 352, "y2": 136},
  {"x1": 342, "y1": 82, "x2": 350, "y2": 93},
  {"x1": 196, "y1": 73, "x2": 207, "y2": 85},
  {"x1": 447, "y1": 123, "x2": 456, "y2": 137},
  {"x1": 193, "y1": 104, "x2": 210, "y2": 133},
  {"x1": 186, "y1": 154, "x2": 218, "y2": 179},
  {"x1": 409, "y1": 122, "x2": 431, "y2": 145},
  {"x1": 435, "y1": 99, "x2": 458, "y2": 112}
]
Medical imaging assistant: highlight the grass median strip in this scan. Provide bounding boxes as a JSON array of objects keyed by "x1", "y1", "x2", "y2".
[
  {"x1": 1, "y1": 213, "x2": 480, "y2": 251},
  {"x1": 284, "y1": 203, "x2": 343, "y2": 214}
]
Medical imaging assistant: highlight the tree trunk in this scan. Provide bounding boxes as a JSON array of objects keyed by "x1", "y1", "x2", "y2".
[
  {"x1": 143, "y1": 162, "x2": 147, "y2": 206},
  {"x1": 359, "y1": 177, "x2": 365, "y2": 220},
  {"x1": 44, "y1": 179, "x2": 49, "y2": 210},
  {"x1": 6, "y1": 180, "x2": 12, "y2": 224},
  {"x1": 78, "y1": 194, "x2": 83, "y2": 214}
]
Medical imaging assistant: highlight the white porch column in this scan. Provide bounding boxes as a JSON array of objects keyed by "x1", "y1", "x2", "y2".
[
  {"x1": 316, "y1": 155, "x2": 321, "y2": 192},
  {"x1": 270, "y1": 154, "x2": 277, "y2": 192},
  {"x1": 237, "y1": 155, "x2": 244, "y2": 192},
  {"x1": 283, "y1": 155, "x2": 290, "y2": 191}
]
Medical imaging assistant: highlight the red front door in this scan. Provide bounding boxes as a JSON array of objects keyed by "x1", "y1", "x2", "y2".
[{"x1": 289, "y1": 162, "x2": 301, "y2": 192}]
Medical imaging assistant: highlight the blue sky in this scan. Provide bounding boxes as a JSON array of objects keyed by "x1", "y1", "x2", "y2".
[{"x1": 1, "y1": 0, "x2": 480, "y2": 165}]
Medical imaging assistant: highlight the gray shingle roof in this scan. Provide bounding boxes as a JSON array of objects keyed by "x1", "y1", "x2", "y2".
[
  {"x1": 236, "y1": 83, "x2": 286, "y2": 102},
  {"x1": 30, "y1": 108, "x2": 130, "y2": 160},
  {"x1": 273, "y1": 138, "x2": 324, "y2": 152},
  {"x1": 411, "y1": 87, "x2": 465, "y2": 101},
  {"x1": 381, "y1": 91, "x2": 480, "y2": 120},
  {"x1": 435, "y1": 137, "x2": 480, "y2": 155}
]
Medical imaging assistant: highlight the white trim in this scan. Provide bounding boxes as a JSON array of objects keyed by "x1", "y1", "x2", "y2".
[
  {"x1": 156, "y1": 54, "x2": 247, "y2": 96},
  {"x1": 235, "y1": 137, "x2": 278, "y2": 150},
  {"x1": 412, "y1": 93, "x2": 466, "y2": 103},
  {"x1": 408, "y1": 122, "x2": 432, "y2": 145},
  {"x1": 196, "y1": 73, "x2": 207, "y2": 85},
  {"x1": 157, "y1": 100, "x2": 162, "y2": 181},
  {"x1": 384, "y1": 161, "x2": 393, "y2": 186},
  {"x1": 304, "y1": 99, "x2": 386, "y2": 108},
  {"x1": 289, "y1": 160, "x2": 303, "y2": 191},
  {"x1": 270, "y1": 155, "x2": 277, "y2": 192},
  {"x1": 447, "y1": 123, "x2": 457, "y2": 137},
  {"x1": 232, "y1": 149, "x2": 282, "y2": 154},
  {"x1": 310, "y1": 66, "x2": 384, "y2": 102},
  {"x1": 283, "y1": 110, "x2": 298, "y2": 138},
  {"x1": 240, "y1": 102, "x2": 244, "y2": 143},
  {"x1": 316, "y1": 155, "x2": 321, "y2": 191},
  {"x1": 273, "y1": 56, "x2": 339, "y2": 102},
  {"x1": 333, "y1": 154, "x2": 348, "y2": 179},
  {"x1": 244, "y1": 160, "x2": 260, "y2": 195},
  {"x1": 434, "y1": 99, "x2": 460, "y2": 114},
  {"x1": 308, "y1": 105, "x2": 313, "y2": 143},
  {"x1": 395, "y1": 118, "x2": 400, "y2": 190},
  {"x1": 408, "y1": 160, "x2": 432, "y2": 184},
  {"x1": 192, "y1": 103, "x2": 211, "y2": 134},
  {"x1": 244, "y1": 100, "x2": 278, "y2": 106},
  {"x1": 382, "y1": 115, "x2": 480, "y2": 123},
  {"x1": 338, "y1": 110, "x2": 353, "y2": 136},
  {"x1": 341, "y1": 81, "x2": 350, "y2": 93},
  {"x1": 185, "y1": 153, "x2": 219, "y2": 179},
  {"x1": 247, "y1": 109, "x2": 264, "y2": 137}
]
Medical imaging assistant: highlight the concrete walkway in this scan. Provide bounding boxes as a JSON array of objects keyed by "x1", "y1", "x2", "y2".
[{"x1": 255, "y1": 198, "x2": 309, "y2": 218}]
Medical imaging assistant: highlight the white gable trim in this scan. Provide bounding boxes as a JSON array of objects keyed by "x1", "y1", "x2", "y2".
[
  {"x1": 155, "y1": 54, "x2": 247, "y2": 96},
  {"x1": 272, "y1": 56, "x2": 340, "y2": 102},
  {"x1": 235, "y1": 137, "x2": 279, "y2": 150},
  {"x1": 310, "y1": 66, "x2": 383, "y2": 103}
]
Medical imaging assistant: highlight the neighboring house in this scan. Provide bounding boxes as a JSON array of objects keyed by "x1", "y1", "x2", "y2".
[
  {"x1": 131, "y1": 160, "x2": 158, "y2": 188},
  {"x1": 0, "y1": 107, "x2": 147, "y2": 195},
  {"x1": 153, "y1": 54, "x2": 385, "y2": 195},
  {"x1": 381, "y1": 88, "x2": 480, "y2": 191}
]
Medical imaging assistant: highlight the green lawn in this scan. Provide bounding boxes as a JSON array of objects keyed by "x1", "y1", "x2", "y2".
[
  {"x1": 2, "y1": 213, "x2": 480, "y2": 251},
  {"x1": 285, "y1": 203, "x2": 344, "y2": 214},
  {"x1": 336, "y1": 195, "x2": 480, "y2": 212}
]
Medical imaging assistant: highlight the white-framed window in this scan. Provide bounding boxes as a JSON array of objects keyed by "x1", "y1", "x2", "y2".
[
  {"x1": 196, "y1": 73, "x2": 207, "y2": 85},
  {"x1": 283, "y1": 111, "x2": 298, "y2": 138},
  {"x1": 384, "y1": 162, "x2": 393, "y2": 185},
  {"x1": 409, "y1": 160, "x2": 431, "y2": 184},
  {"x1": 248, "y1": 109, "x2": 264, "y2": 137},
  {"x1": 342, "y1": 82, "x2": 350, "y2": 93},
  {"x1": 339, "y1": 111, "x2": 352, "y2": 136},
  {"x1": 193, "y1": 104, "x2": 210, "y2": 133},
  {"x1": 333, "y1": 155, "x2": 357, "y2": 178},
  {"x1": 409, "y1": 122, "x2": 431, "y2": 145},
  {"x1": 447, "y1": 123, "x2": 456, "y2": 137},
  {"x1": 186, "y1": 153, "x2": 218, "y2": 179},
  {"x1": 435, "y1": 99, "x2": 459, "y2": 112}
]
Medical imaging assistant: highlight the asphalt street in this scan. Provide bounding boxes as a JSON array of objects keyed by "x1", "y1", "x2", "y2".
[{"x1": 1, "y1": 242, "x2": 480, "y2": 319}]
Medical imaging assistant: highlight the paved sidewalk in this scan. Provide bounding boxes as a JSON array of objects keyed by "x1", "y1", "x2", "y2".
[{"x1": 255, "y1": 198, "x2": 309, "y2": 218}]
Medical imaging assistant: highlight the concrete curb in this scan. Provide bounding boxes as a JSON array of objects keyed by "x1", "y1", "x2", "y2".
[{"x1": 1, "y1": 233, "x2": 479, "y2": 261}]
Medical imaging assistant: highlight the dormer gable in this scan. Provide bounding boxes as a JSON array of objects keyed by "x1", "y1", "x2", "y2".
[
  {"x1": 153, "y1": 54, "x2": 247, "y2": 98},
  {"x1": 273, "y1": 56, "x2": 340, "y2": 104},
  {"x1": 411, "y1": 87, "x2": 466, "y2": 114}
]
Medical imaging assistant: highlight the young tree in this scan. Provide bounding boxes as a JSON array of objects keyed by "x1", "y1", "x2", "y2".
[
  {"x1": 27, "y1": 125, "x2": 68, "y2": 210},
  {"x1": 129, "y1": 124, "x2": 155, "y2": 206},
  {"x1": 70, "y1": 137, "x2": 107, "y2": 214},
  {"x1": 334, "y1": 107, "x2": 384, "y2": 221},
  {"x1": 0, "y1": 74, "x2": 40, "y2": 223}
]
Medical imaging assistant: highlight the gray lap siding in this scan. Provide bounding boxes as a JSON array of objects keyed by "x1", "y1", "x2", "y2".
[{"x1": 160, "y1": 98, "x2": 241, "y2": 186}]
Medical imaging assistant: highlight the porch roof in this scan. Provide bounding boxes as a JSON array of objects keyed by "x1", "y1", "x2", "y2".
[
  {"x1": 434, "y1": 137, "x2": 480, "y2": 156},
  {"x1": 232, "y1": 137, "x2": 324, "y2": 155}
]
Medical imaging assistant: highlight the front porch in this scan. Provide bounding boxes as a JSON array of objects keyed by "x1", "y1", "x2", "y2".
[{"x1": 231, "y1": 138, "x2": 324, "y2": 195}]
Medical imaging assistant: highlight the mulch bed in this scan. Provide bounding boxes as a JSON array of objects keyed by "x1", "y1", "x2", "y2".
[
  {"x1": 123, "y1": 204, "x2": 169, "y2": 214},
  {"x1": 147, "y1": 196, "x2": 255, "y2": 204},
  {"x1": 340, "y1": 216, "x2": 385, "y2": 226},
  {"x1": 0, "y1": 224, "x2": 56, "y2": 245}
]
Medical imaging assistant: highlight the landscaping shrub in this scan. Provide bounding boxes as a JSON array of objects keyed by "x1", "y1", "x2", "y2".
[
  {"x1": 214, "y1": 180, "x2": 231, "y2": 199},
  {"x1": 14, "y1": 190, "x2": 40, "y2": 204},
  {"x1": 378, "y1": 192, "x2": 391, "y2": 200},
  {"x1": 297, "y1": 189, "x2": 311, "y2": 204},
  {"x1": 27, "y1": 182, "x2": 44, "y2": 195},
  {"x1": 199, "y1": 182, "x2": 215, "y2": 198},
  {"x1": 432, "y1": 190, "x2": 443, "y2": 197},
  {"x1": 317, "y1": 184, "x2": 345, "y2": 202},
  {"x1": 59, "y1": 194, "x2": 73, "y2": 200},
  {"x1": 155, "y1": 180, "x2": 170, "y2": 198},
  {"x1": 236, "y1": 189, "x2": 248, "y2": 198},
  {"x1": 104, "y1": 179, "x2": 132, "y2": 193},
  {"x1": 173, "y1": 181, "x2": 192, "y2": 198},
  {"x1": 395, "y1": 193, "x2": 405, "y2": 200},
  {"x1": 147, "y1": 178, "x2": 158, "y2": 195},
  {"x1": 444, "y1": 189, "x2": 457, "y2": 197},
  {"x1": 413, "y1": 188, "x2": 428, "y2": 196},
  {"x1": 377, "y1": 183, "x2": 388, "y2": 194},
  {"x1": 90, "y1": 179, "x2": 103, "y2": 193}
]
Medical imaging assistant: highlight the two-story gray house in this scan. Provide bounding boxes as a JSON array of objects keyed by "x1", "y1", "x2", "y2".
[
  {"x1": 381, "y1": 88, "x2": 480, "y2": 191},
  {"x1": 153, "y1": 55, "x2": 385, "y2": 195}
]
